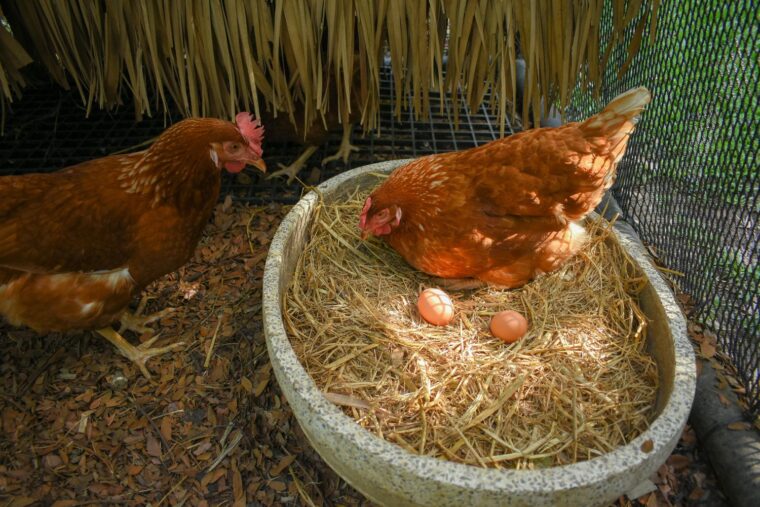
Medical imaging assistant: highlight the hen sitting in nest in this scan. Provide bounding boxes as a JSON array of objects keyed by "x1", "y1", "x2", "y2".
[{"x1": 359, "y1": 87, "x2": 650, "y2": 289}]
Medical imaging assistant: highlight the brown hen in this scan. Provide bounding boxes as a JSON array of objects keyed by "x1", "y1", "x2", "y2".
[
  {"x1": 0, "y1": 114, "x2": 265, "y2": 377},
  {"x1": 359, "y1": 87, "x2": 650, "y2": 288}
]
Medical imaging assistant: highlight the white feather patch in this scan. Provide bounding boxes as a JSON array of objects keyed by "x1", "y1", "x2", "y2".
[
  {"x1": 569, "y1": 222, "x2": 588, "y2": 245},
  {"x1": 90, "y1": 267, "x2": 135, "y2": 288},
  {"x1": 80, "y1": 302, "x2": 98, "y2": 316},
  {"x1": 105, "y1": 267, "x2": 134, "y2": 288}
]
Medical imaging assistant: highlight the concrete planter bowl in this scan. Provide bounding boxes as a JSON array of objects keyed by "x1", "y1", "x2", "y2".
[{"x1": 262, "y1": 160, "x2": 696, "y2": 507}]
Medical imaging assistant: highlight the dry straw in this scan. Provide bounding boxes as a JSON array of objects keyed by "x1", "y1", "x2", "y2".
[
  {"x1": 282, "y1": 184, "x2": 659, "y2": 469},
  {"x1": 0, "y1": 1, "x2": 658, "y2": 132},
  {"x1": 0, "y1": 5, "x2": 32, "y2": 125}
]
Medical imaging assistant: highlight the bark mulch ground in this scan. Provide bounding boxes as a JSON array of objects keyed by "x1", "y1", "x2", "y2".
[{"x1": 0, "y1": 200, "x2": 732, "y2": 506}]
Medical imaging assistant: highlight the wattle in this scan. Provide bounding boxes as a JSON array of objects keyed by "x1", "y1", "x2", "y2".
[{"x1": 224, "y1": 161, "x2": 246, "y2": 173}]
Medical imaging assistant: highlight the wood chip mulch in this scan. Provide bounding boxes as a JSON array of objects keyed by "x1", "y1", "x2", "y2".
[{"x1": 0, "y1": 199, "x2": 730, "y2": 506}]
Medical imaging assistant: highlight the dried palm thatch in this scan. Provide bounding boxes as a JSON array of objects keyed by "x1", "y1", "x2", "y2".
[
  {"x1": 0, "y1": 0, "x2": 658, "y2": 133},
  {"x1": 282, "y1": 184, "x2": 659, "y2": 469},
  {"x1": 0, "y1": 7, "x2": 32, "y2": 120}
]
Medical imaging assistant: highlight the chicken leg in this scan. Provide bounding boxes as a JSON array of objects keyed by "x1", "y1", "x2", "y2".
[
  {"x1": 268, "y1": 145, "x2": 319, "y2": 184},
  {"x1": 118, "y1": 295, "x2": 175, "y2": 335},
  {"x1": 97, "y1": 327, "x2": 184, "y2": 379},
  {"x1": 322, "y1": 122, "x2": 359, "y2": 166}
]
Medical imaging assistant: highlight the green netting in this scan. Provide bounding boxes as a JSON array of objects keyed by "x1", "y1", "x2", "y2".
[{"x1": 570, "y1": 0, "x2": 759, "y2": 413}]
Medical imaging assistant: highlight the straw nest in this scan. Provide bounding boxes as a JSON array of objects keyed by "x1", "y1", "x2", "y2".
[{"x1": 281, "y1": 182, "x2": 659, "y2": 469}]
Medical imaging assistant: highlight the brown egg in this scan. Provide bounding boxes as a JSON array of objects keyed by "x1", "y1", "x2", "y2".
[
  {"x1": 490, "y1": 310, "x2": 528, "y2": 343},
  {"x1": 417, "y1": 288, "x2": 455, "y2": 326}
]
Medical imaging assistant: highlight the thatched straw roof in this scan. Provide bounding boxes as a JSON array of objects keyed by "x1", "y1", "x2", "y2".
[{"x1": 0, "y1": 1, "x2": 657, "y2": 132}]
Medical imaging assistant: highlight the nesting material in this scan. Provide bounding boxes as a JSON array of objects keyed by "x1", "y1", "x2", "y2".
[{"x1": 282, "y1": 184, "x2": 659, "y2": 469}]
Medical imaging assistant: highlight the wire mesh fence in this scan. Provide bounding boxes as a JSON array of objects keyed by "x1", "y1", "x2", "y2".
[
  {"x1": 0, "y1": 62, "x2": 505, "y2": 205},
  {"x1": 569, "y1": 0, "x2": 759, "y2": 414}
]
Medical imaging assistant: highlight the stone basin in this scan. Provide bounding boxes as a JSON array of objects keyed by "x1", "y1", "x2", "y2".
[{"x1": 262, "y1": 159, "x2": 696, "y2": 507}]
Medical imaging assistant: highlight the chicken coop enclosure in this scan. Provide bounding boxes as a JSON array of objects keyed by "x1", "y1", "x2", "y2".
[
  {"x1": 0, "y1": 0, "x2": 757, "y2": 504},
  {"x1": 1, "y1": 0, "x2": 756, "y2": 416}
]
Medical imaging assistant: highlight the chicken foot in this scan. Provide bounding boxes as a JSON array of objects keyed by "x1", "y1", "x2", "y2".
[
  {"x1": 321, "y1": 122, "x2": 359, "y2": 166},
  {"x1": 97, "y1": 327, "x2": 184, "y2": 379},
  {"x1": 268, "y1": 145, "x2": 319, "y2": 184},
  {"x1": 118, "y1": 295, "x2": 175, "y2": 335},
  {"x1": 119, "y1": 308, "x2": 174, "y2": 335}
]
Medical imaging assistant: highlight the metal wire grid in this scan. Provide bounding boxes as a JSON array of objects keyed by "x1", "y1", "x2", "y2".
[
  {"x1": 0, "y1": 64, "x2": 508, "y2": 204},
  {"x1": 569, "y1": 0, "x2": 760, "y2": 413}
]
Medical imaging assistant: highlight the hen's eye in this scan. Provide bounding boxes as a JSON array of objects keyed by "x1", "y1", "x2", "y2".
[{"x1": 230, "y1": 143, "x2": 240, "y2": 151}]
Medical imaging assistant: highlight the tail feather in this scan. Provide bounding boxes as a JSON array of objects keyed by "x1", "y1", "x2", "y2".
[
  {"x1": 583, "y1": 86, "x2": 651, "y2": 132},
  {"x1": 581, "y1": 86, "x2": 651, "y2": 162}
]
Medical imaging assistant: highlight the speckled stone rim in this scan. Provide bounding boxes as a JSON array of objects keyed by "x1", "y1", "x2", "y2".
[{"x1": 263, "y1": 160, "x2": 697, "y2": 506}]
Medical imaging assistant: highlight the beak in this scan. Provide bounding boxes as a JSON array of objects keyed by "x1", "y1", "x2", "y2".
[
  {"x1": 360, "y1": 229, "x2": 370, "y2": 240},
  {"x1": 248, "y1": 158, "x2": 267, "y2": 173}
]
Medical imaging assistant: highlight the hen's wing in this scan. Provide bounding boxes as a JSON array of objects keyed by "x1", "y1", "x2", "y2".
[
  {"x1": 0, "y1": 159, "x2": 136, "y2": 274},
  {"x1": 458, "y1": 87, "x2": 650, "y2": 225},
  {"x1": 467, "y1": 127, "x2": 610, "y2": 224}
]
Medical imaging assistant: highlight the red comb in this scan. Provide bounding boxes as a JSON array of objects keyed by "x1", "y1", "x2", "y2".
[{"x1": 235, "y1": 112, "x2": 265, "y2": 157}]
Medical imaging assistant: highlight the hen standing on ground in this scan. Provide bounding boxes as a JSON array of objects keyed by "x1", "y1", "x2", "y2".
[
  {"x1": 0, "y1": 113, "x2": 266, "y2": 378},
  {"x1": 359, "y1": 87, "x2": 650, "y2": 288},
  {"x1": 267, "y1": 66, "x2": 363, "y2": 184},
  {"x1": 263, "y1": 103, "x2": 360, "y2": 184}
]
